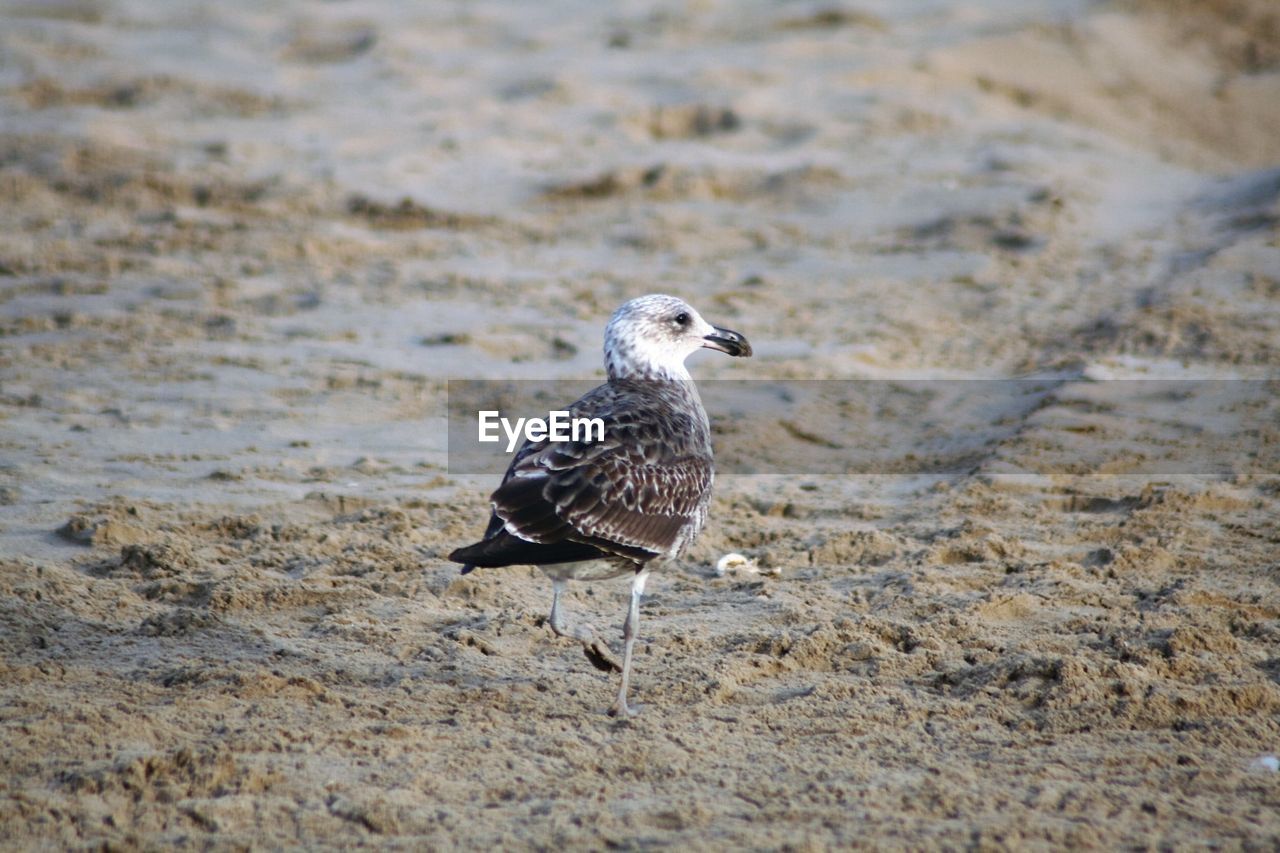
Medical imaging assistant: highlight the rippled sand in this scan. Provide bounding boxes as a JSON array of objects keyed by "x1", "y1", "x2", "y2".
[{"x1": 2, "y1": 0, "x2": 1279, "y2": 847}]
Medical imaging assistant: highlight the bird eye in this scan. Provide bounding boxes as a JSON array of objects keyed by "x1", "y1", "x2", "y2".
[{"x1": 674, "y1": 312, "x2": 690, "y2": 326}]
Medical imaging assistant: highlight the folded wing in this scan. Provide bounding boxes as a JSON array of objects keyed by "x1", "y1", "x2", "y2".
[{"x1": 449, "y1": 381, "x2": 713, "y2": 572}]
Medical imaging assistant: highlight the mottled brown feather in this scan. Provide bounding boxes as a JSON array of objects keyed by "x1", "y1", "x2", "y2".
[{"x1": 454, "y1": 378, "x2": 714, "y2": 570}]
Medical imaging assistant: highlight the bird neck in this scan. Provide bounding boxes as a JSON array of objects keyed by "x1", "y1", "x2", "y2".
[
  {"x1": 606, "y1": 360, "x2": 692, "y2": 382},
  {"x1": 604, "y1": 338, "x2": 693, "y2": 381}
]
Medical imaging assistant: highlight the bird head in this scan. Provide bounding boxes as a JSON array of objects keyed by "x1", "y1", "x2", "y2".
[{"x1": 604, "y1": 294, "x2": 752, "y2": 380}]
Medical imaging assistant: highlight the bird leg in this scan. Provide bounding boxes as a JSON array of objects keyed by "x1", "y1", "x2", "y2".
[
  {"x1": 608, "y1": 571, "x2": 648, "y2": 717},
  {"x1": 548, "y1": 579, "x2": 621, "y2": 673}
]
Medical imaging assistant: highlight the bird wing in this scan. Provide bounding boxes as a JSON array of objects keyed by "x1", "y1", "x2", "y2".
[{"x1": 489, "y1": 380, "x2": 714, "y2": 562}]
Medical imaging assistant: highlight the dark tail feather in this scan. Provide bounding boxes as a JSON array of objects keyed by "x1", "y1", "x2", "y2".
[
  {"x1": 449, "y1": 546, "x2": 478, "y2": 574},
  {"x1": 453, "y1": 512, "x2": 507, "y2": 574},
  {"x1": 449, "y1": 533, "x2": 609, "y2": 569}
]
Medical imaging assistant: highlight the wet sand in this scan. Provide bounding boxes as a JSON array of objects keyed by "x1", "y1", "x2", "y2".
[{"x1": 2, "y1": 0, "x2": 1279, "y2": 848}]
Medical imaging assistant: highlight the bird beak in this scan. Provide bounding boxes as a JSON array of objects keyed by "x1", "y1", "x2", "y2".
[{"x1": 702, "y1": 325, "x2": 752, "y2": 358}]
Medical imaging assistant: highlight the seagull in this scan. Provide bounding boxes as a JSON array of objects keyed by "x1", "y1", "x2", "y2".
[{"x1": 448, "y1": 294, "x2": 752, "y2": 716}]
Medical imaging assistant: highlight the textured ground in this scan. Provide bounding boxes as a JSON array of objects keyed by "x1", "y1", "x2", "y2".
[{"x1": 2, "y1": 0, "x2": 1279, "y2": 848}]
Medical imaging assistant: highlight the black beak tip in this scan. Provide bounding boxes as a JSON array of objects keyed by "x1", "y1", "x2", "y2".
[{"x1": 704, "y1": 327, "x2": 752, "y2": 358}]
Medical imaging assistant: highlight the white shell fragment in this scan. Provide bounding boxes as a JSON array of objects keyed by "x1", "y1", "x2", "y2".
[{"x1": 715, "y1": 552, "x2": 780, "y2": 577}]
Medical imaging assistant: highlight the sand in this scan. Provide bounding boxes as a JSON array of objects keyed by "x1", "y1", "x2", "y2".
[{"x1": 2, "y1": 0, "x2": 1279, "y2": 848}]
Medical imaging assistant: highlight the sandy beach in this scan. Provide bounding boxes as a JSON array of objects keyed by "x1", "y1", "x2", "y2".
[{"x1": 2, "y1": 0, "x2": 1279, "y2": 847}]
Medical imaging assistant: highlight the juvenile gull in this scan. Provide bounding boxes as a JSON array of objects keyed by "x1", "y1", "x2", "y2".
[{"x1": 449, "y1": 294, "x2": 751, "y2": 716}]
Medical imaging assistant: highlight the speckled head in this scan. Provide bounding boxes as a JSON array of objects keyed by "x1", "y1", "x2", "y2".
[{"x1": 603, "y1": 294, "x2": 751, "y2": 381}]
